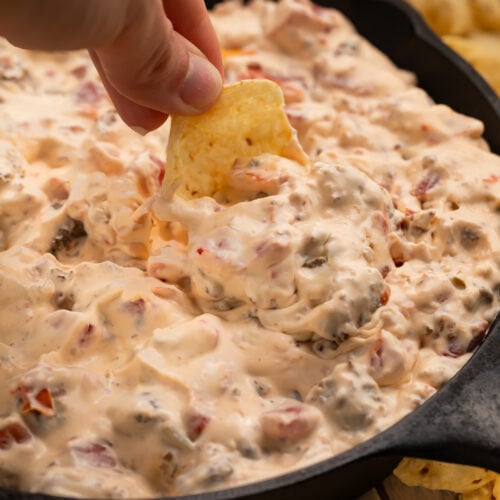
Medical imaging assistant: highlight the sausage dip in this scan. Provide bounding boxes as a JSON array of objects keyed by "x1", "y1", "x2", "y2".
[{"x1": 0, "y1": 0, "x2": 499, "y2": 497}]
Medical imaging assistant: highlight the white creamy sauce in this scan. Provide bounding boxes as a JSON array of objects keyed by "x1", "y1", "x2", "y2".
[{"x1": 0, "y1": 0, "x2": 499, "y2": 497}]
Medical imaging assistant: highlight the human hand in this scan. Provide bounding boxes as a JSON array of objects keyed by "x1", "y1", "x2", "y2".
[{"x1": 0, "y1": 0, "x2": 224, "y2": 133}]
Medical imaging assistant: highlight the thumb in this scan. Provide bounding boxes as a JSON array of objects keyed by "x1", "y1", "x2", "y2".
[
  {"x1": 0, "y1": 0, "x2": 223, "y2": 131},
  {"x1": 92, "y1": 0, "x2": 223, "y2": 130}
]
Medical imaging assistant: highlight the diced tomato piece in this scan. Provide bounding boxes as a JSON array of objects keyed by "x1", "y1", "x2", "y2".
[
  {"x1": 0, "y1": 422, "x2": 31, "y2": 449},
  {"x1": 185, "y1": 409, "x2": 211, "y2": 441},
  {"x1": 413, "y1": 172, "x2": 440, "y2": 199},
  {"x1": 158, "y1": 167, "x2": 165, "y2": 184},
  {"x1": 14, "y1": 385, "x2": 55, "y2": 418},
  {"x1": 74, "y1": 81, "x2": 104, "y2": 105},
  {"x1": 483, "y1": 174, "x2": 498, "y2": 184},
  {"x1": 71, "y1": 442, "x2": 117, "y2": 468}
]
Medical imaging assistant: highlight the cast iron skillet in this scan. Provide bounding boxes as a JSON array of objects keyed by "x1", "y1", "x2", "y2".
[{"x1": 2, "y1": 1, "x2": 500, "y2": 499}]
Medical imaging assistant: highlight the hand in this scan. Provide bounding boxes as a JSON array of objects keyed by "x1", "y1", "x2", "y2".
[{"x1": 0, "y1": 0, "x2": 224, "y2": 132}]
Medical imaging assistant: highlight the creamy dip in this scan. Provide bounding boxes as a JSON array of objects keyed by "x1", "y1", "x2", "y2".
[{"x1": 1, "y1": 0, "x2": 499, "y2": 497}]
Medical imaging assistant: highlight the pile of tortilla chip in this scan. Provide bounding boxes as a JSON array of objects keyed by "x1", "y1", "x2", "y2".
[
  {"x1": 406, "y1": 0, "x2": 500, "y2": 93},
  {"x1": 395, "y1": 458, "x2": 500, "y2": 499}
]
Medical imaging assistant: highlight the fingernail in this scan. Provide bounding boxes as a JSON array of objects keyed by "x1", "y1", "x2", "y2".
[
  {"x1": 130, "y1": 125, "x2": 149, "y2": 136},
  {"x1": 180, "y1": 54, "x2": 222, "y2": 111}
]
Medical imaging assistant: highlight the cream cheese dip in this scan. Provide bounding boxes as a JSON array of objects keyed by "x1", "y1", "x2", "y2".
[{"x1": 1, "y1": 0, "x2": 500, "y2": 497}]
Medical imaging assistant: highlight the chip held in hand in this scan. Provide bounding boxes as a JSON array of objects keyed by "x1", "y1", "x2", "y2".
[{"x1": 163, "y1": 79, "x2": 308, "y2": 199}]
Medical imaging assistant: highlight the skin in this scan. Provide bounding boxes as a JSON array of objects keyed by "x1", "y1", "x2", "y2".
[{"x1": 0, "y1": 0, "x2": 224, "y2": 132}]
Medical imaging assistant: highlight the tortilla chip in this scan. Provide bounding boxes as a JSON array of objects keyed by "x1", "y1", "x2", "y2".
[
  {"x1": 406, "y1": 0, "x2": 476, "y2": 35},
  {"x1": 444, "y1": 32, "x2": 500, "y2": 93},
  {"x1": 163, "y1": 79, "x2": 308, "y2": 199},
  {"x1": 470, "y1": 0, "x2": 500, "y2": 31},
  {"x1": 394, "y1": 458, "x2": 496, "y2": 494},
  {"x1": 405, "y1": 0, "x2": 500, "y2": 93},
  {"x1": 493, "y1": 477, "x2": 500, "y2": 499},
  {"x1": 462, "y1": 483, "x2": 495, "y2": 500}
]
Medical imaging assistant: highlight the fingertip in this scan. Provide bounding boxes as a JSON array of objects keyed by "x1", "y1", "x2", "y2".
[
  {"x1": 108, "y1": 88, "x2": 169, "y2": 132},
  {"x1": 124, "y1": 106, "x2": 169, "y2": 133},
  {"x1": 130, "y1": 125, "x2": 150, "y2": 136},
  {"x1": 179, "y1": 53, "x2": 223, "y2": 113}
]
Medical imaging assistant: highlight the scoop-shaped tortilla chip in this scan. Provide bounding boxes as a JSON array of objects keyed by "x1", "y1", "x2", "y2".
[{"x1": 163, "y1": 79, "x2": 308, "y2": 199}]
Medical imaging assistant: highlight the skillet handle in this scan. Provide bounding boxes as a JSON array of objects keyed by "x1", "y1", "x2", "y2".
[{"x1": 361, "y1": 314, "x2": 500, "y2": 472}]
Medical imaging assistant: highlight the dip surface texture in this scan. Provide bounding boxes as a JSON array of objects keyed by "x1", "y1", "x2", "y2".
[{"x1": 0, "y1": 0, "x2": 499, "y2": 497}]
